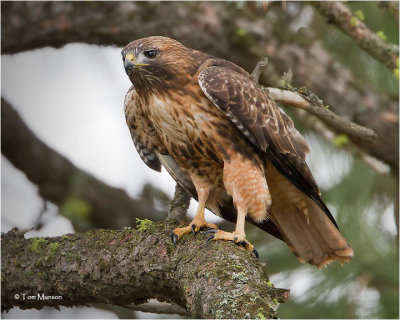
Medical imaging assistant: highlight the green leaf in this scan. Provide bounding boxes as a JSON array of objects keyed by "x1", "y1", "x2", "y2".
[
  {"x1": 332, "y1": 134, "x2": 349, "y2": 147},
  {"x1": 377, "y1": 30, "x2": 387, "y2": 41},
  {"x1": 394, "y1": 68, "x2": 399, "y2": 79},
  {"x1": 354, "y1": 10, "x2": 365, "y2": 21},
  {"x1": 235, "y1": 28, "x2": 246, "y2": 37},
  {"x1": 350, "y1": 17, "x2": 358, "y2": 27},
  {"x1": 136, "y1": 218, "x2": 154, "y2": 232},
  {"x1": 61, "y1": 197, "x2": 91, "y2": 219}
]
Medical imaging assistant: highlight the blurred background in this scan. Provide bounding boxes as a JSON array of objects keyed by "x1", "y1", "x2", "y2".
[{"x1": 1, "y1": 1, "x2": 398, "y2": 319}]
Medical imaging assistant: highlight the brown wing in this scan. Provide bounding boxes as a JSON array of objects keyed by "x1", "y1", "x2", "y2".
[
  {"x1": 198, "y1": 64, "x2": 338, "y2": 228},
  {"x1": 124, "y1": 87, "x2": 162, "y2": 172},
  {"x1": 130, "y1": 133, "x2": 162, "y2": 172}
]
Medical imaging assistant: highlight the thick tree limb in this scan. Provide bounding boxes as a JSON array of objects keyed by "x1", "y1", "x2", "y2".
[
  {"x1": 312, "y1": 1, "x2": 399, "y2": 71},
  {"x1": 1, "y1": 98, "x2": 168, "y2": 232},
  {"x1": 1, "y1": 1, "x2": 397, "y2": 172},
  {"x1": 1, "y1": 226, "x2": 289, "y2": 318}
]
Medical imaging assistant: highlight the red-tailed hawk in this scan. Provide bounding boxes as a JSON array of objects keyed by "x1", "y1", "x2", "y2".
[{"x1": 122, "y1": 36, "x2": 353, "y2": 267}]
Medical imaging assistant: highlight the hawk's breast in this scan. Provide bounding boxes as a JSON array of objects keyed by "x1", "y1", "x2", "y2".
[{"x1": 142, "y1": 88, "x2": 231, "y2": 181}]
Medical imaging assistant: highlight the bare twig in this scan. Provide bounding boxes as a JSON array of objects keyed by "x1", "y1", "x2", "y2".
[
  {"x1": 251, "y1": 57, "x2": 269, "y2": 82},
  {"x1": 265, "y1": 87, "x2": 377, "y2": 144},
  {"x1": 252, "y1": 58, "x2": 377, "y2": 144},
  {"x1": 313, "y1": 1, "x2": 399, "y2": 71},
  {"x1": 359, "y1": 153, "x2": 390, "y2": 175},
  {"x1": 251, "y1": 59, "x2": 386, "y2": 174},
  {"x1": 295, "y1": 109, "x2": 389, "y2": 175}
]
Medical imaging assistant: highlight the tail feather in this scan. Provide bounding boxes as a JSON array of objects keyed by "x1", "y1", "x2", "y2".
[
  {"x1": 266, "y1": 164, "x2": 353, "y2": 268},
  {"x1": 270, "y1": 202, "x2": 353, "y2": 267}
]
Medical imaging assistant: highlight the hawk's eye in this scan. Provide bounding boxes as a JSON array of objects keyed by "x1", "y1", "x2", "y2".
[{"x1": 143, "y1": 49, "x2": 158, "y2": 59}]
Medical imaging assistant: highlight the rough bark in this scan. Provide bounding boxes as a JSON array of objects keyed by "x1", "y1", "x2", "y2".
[
  {"x1": 166, "y1": 184, "x2": 191, "y2": 222},
  {"x1": 312, "y1": 1, "x2": 399, "y2": 71},
  {"x1": 1, "y1": 226, "x2": 289, "y2": 319},
  {"x1": 1, "y1": 1, "x2": 397, "y2": 172},
  {"x1": 1, "y1": 98, "x2": 168, "y2": 232}
]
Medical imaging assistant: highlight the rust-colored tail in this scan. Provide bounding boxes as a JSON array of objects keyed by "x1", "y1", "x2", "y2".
[{"x1": 266, "y1": 165, "x2": 353, "y2": 268}]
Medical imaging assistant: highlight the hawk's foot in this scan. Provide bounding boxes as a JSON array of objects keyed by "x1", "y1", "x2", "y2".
[
  {"x1": 171, "y1": 219, "x2": 218, "y2": 244},
  {"x1": 204, "y1": 230, "x2": 259, "y2": 258}
]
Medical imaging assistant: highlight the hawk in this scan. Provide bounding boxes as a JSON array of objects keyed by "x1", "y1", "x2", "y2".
[{"x1": 122, "y1": 36, "x2": 353, "y2": 267}]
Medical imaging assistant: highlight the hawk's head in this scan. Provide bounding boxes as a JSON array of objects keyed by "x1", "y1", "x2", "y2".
[{"x1": 122, "y1": 36, "x2": 195, "y2": 92}]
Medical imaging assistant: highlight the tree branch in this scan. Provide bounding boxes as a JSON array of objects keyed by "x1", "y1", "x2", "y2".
[
  {"x1": 251, "y1": 58, "x2": 386, "y2": 174},
  {"x1": 166, "y1": 184, "x2": 191, "y2": 222},
  {"x1": 294, "y1": 106, "x2": 389, "y2": 175},
  {"x1": 1, "y1": 226, "x2": 289, "y2": 318},
  {"x1": 270, "y1": 40, "x2": 398, "y2": 173},
  {"x1": 1, "y1": 98, "x2": 168, "y2": 232},
  {"x1": 266, "y1": 88, "x2": 390, "y2": 175},
  {"x1": 265, "y1": 87, "x2": 377, "y2": 144},
  {"x1": 312, "y1": 1, "x2": 399, "y2": 71}
]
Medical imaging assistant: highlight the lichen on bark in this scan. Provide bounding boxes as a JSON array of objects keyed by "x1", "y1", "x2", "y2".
[{"x1": 1, "y1": 224, "x2": 289, "y2": 318}]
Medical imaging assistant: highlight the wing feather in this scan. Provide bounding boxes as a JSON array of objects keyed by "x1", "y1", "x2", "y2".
[
  {"x1": 124, "y1": 86, "x2": 162, "y2": 172},
  {"x1": 131, "y1": 133, "x2": 162, "y2": 172},
  {"x1": 198, "y1": 64, "x2": 338, "y2": 228}
]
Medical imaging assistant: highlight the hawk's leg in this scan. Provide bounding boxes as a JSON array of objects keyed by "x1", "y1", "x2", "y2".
[
  {"x1": 171, "y1": 184, "x2": 218, "y2": 243},
  {"x1": 204, "y1": 205, "x2": 258, "y2": 257},
  {"x1": 203, "y1": 155, "x2": 265, "y2": 257}
]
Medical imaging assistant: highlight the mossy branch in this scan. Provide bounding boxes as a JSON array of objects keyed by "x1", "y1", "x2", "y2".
[
  {"x1": 1, "y1": 225, "x2": 289, "y2": 319},
  {"x1": 313, "y1": 1, "x2": 399, "y2": 71}
]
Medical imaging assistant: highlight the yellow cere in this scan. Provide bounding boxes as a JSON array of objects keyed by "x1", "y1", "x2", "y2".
[{"x1": 126, "y1": 53, "x2": 135, "y2": 62}]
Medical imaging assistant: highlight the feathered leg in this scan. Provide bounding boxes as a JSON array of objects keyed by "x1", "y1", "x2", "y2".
[{"x1": 204, "y1": 155, "x2": 267, "y2": 257}]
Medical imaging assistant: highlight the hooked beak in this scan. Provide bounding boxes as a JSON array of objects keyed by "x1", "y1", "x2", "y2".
[
  {"x1": 124, "y1": 53, "x2": 148, "y2": 74},
  {"x1": 124, "y1": 53, "x2": 135, "y2": 73}
]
